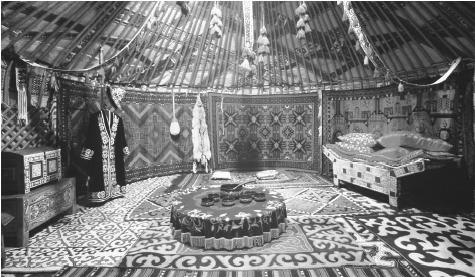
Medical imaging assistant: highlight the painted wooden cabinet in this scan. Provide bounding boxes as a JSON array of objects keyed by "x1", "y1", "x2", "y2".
[{"x1": 1, "y1": 178, "x2": 76, "y2": 247}]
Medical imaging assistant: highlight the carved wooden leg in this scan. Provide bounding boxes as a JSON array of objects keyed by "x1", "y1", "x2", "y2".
[
  {"x1": 388, "y1": 178, "x2": 401, "y2": 209},
  {"x1": 333, "y1": 176, "x2": 340, "y2": 187}
]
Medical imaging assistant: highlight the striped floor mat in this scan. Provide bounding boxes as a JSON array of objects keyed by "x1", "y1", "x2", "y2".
[{"x1": 53, "y1": 263, "x2": 420, "y2": 277}]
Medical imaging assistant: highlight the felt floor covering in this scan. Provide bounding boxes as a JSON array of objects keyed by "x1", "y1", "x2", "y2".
[{"x1": 2, "y1": 170, "x2": 474, "y2": 277}]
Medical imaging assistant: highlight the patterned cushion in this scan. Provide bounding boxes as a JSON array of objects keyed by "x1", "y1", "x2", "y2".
[
  {"x1": 338, "y1": 133, "x2": 377, "y2": 147},
  {"x1": 377, "y1": 132, "x2": 453, "y2": 152},
  {"x1": 336, "y1": 142, "x2": 374, "y2": 154}
]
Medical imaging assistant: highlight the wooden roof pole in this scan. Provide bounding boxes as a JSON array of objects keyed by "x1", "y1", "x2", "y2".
[
  {"x1": 140, "y1": 7, "x2": 180, "y2": 83},
  {"x1": 165, "y1": 2, "x2": 204, "y2": 87},
  {"x1": 172, "y1": 2, "x2": 210, "y2": 88},
  {"x1": 360, "y1": 2, "x2": 409, "y2": 74},
  {"x1": 231, "y1": 8, "x2": 244, "y2": 92},
  {"x1": 328, "y1": 2, "x2": 367, "y2": 82},
  {"x1": 66, "y1": 2, "x2": 129, "y2": 70},
  {"x1": 35, "y1": 2, "x2": 101, "y2": 62},
  {"x1": 189, "y1": 3, "x2": 212, "y2": 88},
  {"x1": 212, "y1": 2, "x2": 238, "y2": 89},
  {"x1": 265, "y1": 2, "x2": 284, "y2": 89},
  {"x1": 319, "y1": 1, "x2": 353, "y2": 83},
  {"x1": 17, "y1": 2, "x2": 82, "y2": 54},
  {"x1": 51, "y1": 2, "x2": 116, "y2": 67},
  {"x1": 283, "y1": 2, "x2": 311, "y2": 88},
  {"x1": 205, "y1": 2, "x2": 232, "y2": 88},
  {"x1": 147, "y1": 5, "x2": 190, "y2": 84},
  {"x1": 354, "y1": 2, "x2": 400, "y2": 74},
  {"x1": 420, "y1": 2, "x2": 473, "y2": 55},
  {"x1": 9, "y1": 2, "x2": 65, "y2": 46},
  {"x1": 311, "y1": 2, "x2": 340, "y2": 85}
]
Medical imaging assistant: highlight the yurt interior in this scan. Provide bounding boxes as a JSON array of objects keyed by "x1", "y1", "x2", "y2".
[{"x1": 1, "y1": 1, "x2": 475, "y2": 277}]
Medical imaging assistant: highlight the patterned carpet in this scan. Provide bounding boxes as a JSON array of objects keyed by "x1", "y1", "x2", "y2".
[
  {"x1": 49, "y1": 264, "x2": 420, "y2": 277},
  {"x1": 3, "y1": 173, "x2": 473, "y2": 277},
  {"x1": 356, "y1": 213, "x2": 475, "y2": 277}
]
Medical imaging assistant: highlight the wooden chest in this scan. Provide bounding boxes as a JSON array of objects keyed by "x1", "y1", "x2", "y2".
[
  {"x1": 1, "y1": 178, "x2": 76, "y2": 247},
  {"x1": 1, "y1": 147, "x2": 61, "y2": 194}
]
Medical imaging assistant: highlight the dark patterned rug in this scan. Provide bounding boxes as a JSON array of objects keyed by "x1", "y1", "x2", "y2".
[
  {"x1": 51, "y1": 263, "x2": 420, "y2": 277},
  {"x1": 207, "y1": 93, "x2": 321, "y2": 172},
  {"x1": 119, "y1": 216, "x2": 400, "y2": 270},
  {"x1": 355, "y1": 213, "x2": 475, "y2": 277}
]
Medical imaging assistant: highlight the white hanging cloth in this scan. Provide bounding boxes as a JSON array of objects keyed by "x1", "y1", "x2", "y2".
[{"x1": 192, "y1": 93, "x2": 211, "y2": 172}]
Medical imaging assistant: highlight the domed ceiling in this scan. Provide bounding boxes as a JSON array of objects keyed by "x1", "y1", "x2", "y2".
[{"x1": 2, "y1": 1, "x2": 474, "y2": 89}]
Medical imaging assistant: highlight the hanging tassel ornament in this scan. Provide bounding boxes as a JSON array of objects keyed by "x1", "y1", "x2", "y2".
[
  {"x1": 355, "y1": 41, "x2": 360, "y2": 51},
  {"x1": 296, "y1": 29, "x2": 306, "y2": 40},
  {"x1": 209, "y1": 2, "x2": 223, "y2": 39},
  {"x1": 240, "y1": 58, "x2": 252, "y2": 72},
  {"x1": 398, "y1": 82, "x2": 404, "y2": 92},
  {"x1": 170, "y1": 90, "x2": 181, "y2": 136},
  {"x1": 15, "y1": 61, "x2": 29, "y2": 126},
  {"x1": 304, "y1": 23, "x2": 312, "y2": 33},
  {"x1": 364, "y1": 56, "x2": 369, "y2": 65}
]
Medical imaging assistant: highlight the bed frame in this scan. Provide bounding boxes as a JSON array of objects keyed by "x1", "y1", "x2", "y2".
[{"x1": 323, "y1": 145, "x2": 428, "y2": 208}]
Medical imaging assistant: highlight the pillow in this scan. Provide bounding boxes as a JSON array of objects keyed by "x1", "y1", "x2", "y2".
[
  {"x1": 377, "y1": 132, "x2": 453, "y2": 152},
  {"x1": 211, "y1": 170, "x2": 232, "y2": 180},
  {"x1": 373, "y1": 147, "x2": 411, "y2": 161},
  {"x1": 256, "y1": 170, "x2": 279, "y2": 180},
  {"x1": 336, "y1": 142, "x2": 374, "y2": 154},
  {"x1": 338, "y1": 133, "x2": 377, "y2": 147}
]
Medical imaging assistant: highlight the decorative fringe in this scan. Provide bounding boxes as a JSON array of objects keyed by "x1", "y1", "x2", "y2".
[
  {"x1": 304, "y1": 23, "x2": 312, "y2": 33},
  {"x1": 260, "y1": 26, "x2": 267, "y2": 35},
  {"x1": 257, "y1": 36, "x2": 270, "y2": 46},
  {"x1": 297, "y1": 18, "x2": 305, "y2": 28},
  {"x1": 257, "y1": 45, "x2": 270, "y2": 54},
  {"x1": 296, "y1": 29, "x2": 306, "y2": 40},
  {"x1": 210, "y1": 15, "x2": 223, "y2": 27},
  {"x1": 364, "y1": 56, "x2": 369, "y2": 65},
  {"x1": 295, "y1": 5, "x2": 306, "y2": 16},
  {"x1": 15, "y1": 63, "x2": 29, "y2": 126},
  {"x1": 211, "y1": 5, "x2": 222, "y2": 18},
  {"x1": 398, "y1": 82, "x2": 404, "y2": 92},
  {"x1": 240, "y1": 58, "x2": 251, "y2": 72},
  {"x1": 342, "y1": 12, "x2": 348, "y2": 21}
]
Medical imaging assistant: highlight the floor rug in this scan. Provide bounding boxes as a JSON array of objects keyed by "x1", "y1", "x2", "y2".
[
  {"x1": 120, "y1": 216, "x2": 396, "y2": 270},
  {"x1": 355, "y1": 213, "x2": 475, "y2": 277},
  {"x1": 125, "y1": 174, "x2": 198, "y2": 221},
  {"x1": 51, "y1": 263, "x2": 420, "y2": 277},
  {"x1": 3, "y1": 177, "x2": 171, "y2": 271}
]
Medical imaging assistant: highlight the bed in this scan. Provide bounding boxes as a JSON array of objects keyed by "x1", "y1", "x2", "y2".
[{"x1": 323, "y1": 133, "x2": 461, "y2": 209}]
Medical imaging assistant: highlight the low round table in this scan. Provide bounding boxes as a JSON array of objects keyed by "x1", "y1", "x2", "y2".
[{"x1": 170, "y1": 188, "x2": 287, "y2": 250}]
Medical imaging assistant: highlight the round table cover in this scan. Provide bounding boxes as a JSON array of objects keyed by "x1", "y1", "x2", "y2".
[{"x1": 170, "y1": 188, "x2": 287, "y2": 250}]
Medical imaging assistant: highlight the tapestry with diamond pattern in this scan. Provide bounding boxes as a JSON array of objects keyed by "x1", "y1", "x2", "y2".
[
  {"x1": 66, "y1": 82, "x2": 205, "y2": 184},
  {"x1": 207, "y1": 93, "x2": 320, "y2": 172}
]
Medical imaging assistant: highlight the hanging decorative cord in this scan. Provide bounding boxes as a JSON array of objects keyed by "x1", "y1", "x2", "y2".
[
  {"x1": 17, "y1": 1, "x2": 162, "y2": 74},
  {"x1": 256, "y1": 3, "x2": 270, "y2": 63},
  {"x1": 170, "y1": 88, "x2": 181, "y2": 136},
  {"x1": 295, "y1": 1, "x2": 311, "y2": 40},
  {"x1": 239, "y1": 1, "x2": 255, "y2": 73},
  {"x1": 338, "y1": 0, "x2": 461, "y2": 90},
  {"x1": 210, "y1": 2, "x2": 223, "y2": 39}
]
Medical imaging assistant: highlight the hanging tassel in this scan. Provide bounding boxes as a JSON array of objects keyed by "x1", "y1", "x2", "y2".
[
  {"x1": 304, "y1": 23, "x2": 312, "y2": 33},
  {"x1": 303, "y1": 14, "x2": 310, "y2": 22},
  {"x1": 295, "y1": 5, "x2": 306, "y2": 16},
  {"x1": 364, "y1": 56, "x2": 369, "y2": 65},
  {"x1": 300, "y1": 3, "x2": 308, "y2": 12},
  {"x1": 240, "y1": 58, "x2": 251, "y2": 72},
  {"x1": 398, "y1": 82, "x2": 404, "y2": 92},
  {"x1": 348, "y1": 26, "x2": 353, "y2": 35},
  {"x1": 296, "y1": 29, "x2": 306, "y2": 40},
  {"x1": 15, "y1": 62, "x2": 29, "y2": 126},
  {"x1": 342, "y1": 12, "x2": 348, "y2": 21},
  {"x1": 258, "y1": 54, "x2": 265, "y2": 63},
  {"x1": 337, "y1": 1, "x2": 342, "y2": 5},
  {"x1": 297, "y1": 18, "x2": 305, "y2": 28},
  {"x1": 355, "y1": 41, "x2": 360, "y2": 51},
  {"x1": 260, "y1": 26, "x2": 267, "y2": 35},
  {"x1": 211, "y1": 5, "x2": 222, "y2": 18},
  {"x1": 257, "y1": 36, "x2": 270, "y2": 46},
  {"x1": 257, "y1": 45, "x2": 270, "y2": 54},
  {"x1": 210, "y1": 15, "x2": 222, "y2": 27}
]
